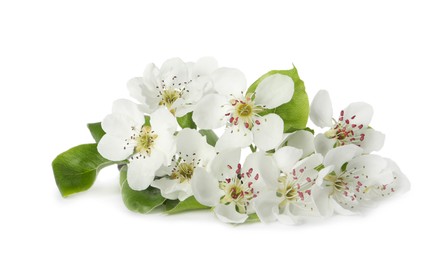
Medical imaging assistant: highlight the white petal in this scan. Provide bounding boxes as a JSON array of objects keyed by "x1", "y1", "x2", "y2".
[
  {"x1": 210, "y1": 148, "x2": 241, "y2": 179},
  {"x1": 312, "y1": 186, "x2": 334, "y2": 217},
  {"x1": 101, "y1": 114, "x2": 136, "y2": 138},
  {"x1": 252, "y1": 113, "x2": 284, "y2": 151},
  {"x1": 294, "y1": 153, "x2": 323, "y2": 183},
  {"x1": 324, "y1": 145, "x2": 363, "y2": 172},
  {"x1": 191, "y1": 167, "x2": 222, "y2": 207},
  {"x1": 284, "y1": 130, "x2": 316, "y2": 157},
  {"x1": 176, "y1": 128, "x2": 208, "y2": 159},
  {"x1": 215, "y1": 126, "x2": 253, "y2": 152},
  {"x1": 151, "y1": 178, "x2": 180, "y2": 200},
  {"x1": 112, "y1": 99, "x2": 145, "y2": 127},
  {"x1": 211, "y1": 67, "x2": 247, "y2": 96},
  {"x1": 343, "y1": 102, "x2": 373, "y2": 127},
  {"x1": 127, "y1": 151, "x2": 164, "y2": 191},
  {"x1": 214, "y1": 203, "x2": 248, "y2": 224},
  {"x1": 142, "y1": 63, "x2": 160, "y2": 90},
  {"x1": 127, "y1": 77, "x2": 147, "y2": 105},
  {"x1": 385, "y1": 159, "x2": 411, "y2": 193},
  {"x1": 153, "y1": 133, "x2": 176, "y2": 165},
  {"x1": 332, "y1": 200, "x2": 358, "y2": 216},
  {"x1": 314, "y1": 133, "x2": 336, "y2": 156},
  {"x1": 243, "y1": 152, "x2": 279, "y2": 188},
  {"x1": 253, "y1": 190, "x2": 280, "y2": 223},
  {"x1": 316, "y1": 165, "x2": 334, "y2": 186},
  {"x1": 310, "y1": 90, "x2": 333, "y2": 128},
  {"x1": 159, "y1": 57, "x2": 189, "y2": 84},
  {"x1": 254, "y1": 74, "x2": 294, "y2": 108},
  {"x1": 360, "y1": 129, "x2": 385, "y2": 153},
  {"x1": 347, "y1": 154, "x2": 388, "y2": 184},
  {"x1": 192, "y1": 94, "x2": 228, "y2": 129},
  {"x1": 97, "y1": 134, "x2": 133, "y2": 161},
  {"x1": 150, "y1": 107, "x2": 177, "y2": 134},
  {"x1": 273, "y1": 146, "x2": 303, "y2": 173},
  {"x1": 191, "y1": 57, "x2": 218, "y2": 77}
]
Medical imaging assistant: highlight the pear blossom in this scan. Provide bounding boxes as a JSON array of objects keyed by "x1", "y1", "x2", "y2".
[
  {"x1": 253, "y1": 147, "x2": 322, "y2": 224},
  {"x1": 192, "y1": 68, "x2": 294, "y2": 152},
  {"x1": 151, "y1": 128, "x2": 215, "y2": 201},
  {"x1": 127, "y1": 57, "x2": 218, "y2": 117},
  {"x1": 310, "y1": 90, "x2": 385, "y2": 155},
  {"x1": 313, "y1": 145, "x2": 402, "y2": 216},
  {"x1": 98, "y1": 99, "x2": 177, "y2": 191},
  {"x1": 191, "y1": 149, "x2": 273, "y2": 224}
]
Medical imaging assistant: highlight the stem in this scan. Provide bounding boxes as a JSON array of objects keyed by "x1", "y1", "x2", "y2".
[{"x1": 249, "y1": 144, "x2": 257, "y2": 153}]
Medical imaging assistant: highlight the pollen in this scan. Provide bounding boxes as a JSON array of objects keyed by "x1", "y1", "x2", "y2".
[{"x1": 135, "y1": 126, "x2": 158, "y2": 155}]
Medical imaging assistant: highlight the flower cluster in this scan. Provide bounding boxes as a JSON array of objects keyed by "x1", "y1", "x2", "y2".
[{"x1": 52, "y1": 57, "x2": 410, "y2": 225}]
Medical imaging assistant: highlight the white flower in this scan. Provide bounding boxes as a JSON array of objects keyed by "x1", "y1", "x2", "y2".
[
  {"x1": 364, "y1": 158, "x2": 410, "y2": 202},
  {"x1": 313, "y1": 145, "x2": 397, "y2": 216},
  {"x1": 151, "y1": 128, "x2": 215, "y2": 201},
  {"x1": 253, "y1": 147, "x2": 322, "y2": 224},
  {"x1": 98, "y1": 99, "x2": 177, "y2": 191},
  {"x1": 127, "y1": 57, "x2": 218, "y2": 117},
  {"x1": 310, "y1": 90, "x2": 385, "y2": 155},
  {"x1": 191, "y1": 149, "x2": 272, "y2": 224},
  {"x1": 192, "y1": 68, "x2": 294, "y2": 152}
]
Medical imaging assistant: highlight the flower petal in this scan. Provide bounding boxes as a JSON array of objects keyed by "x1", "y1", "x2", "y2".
[
  {"x1": 252, "y1": 113, "x2": 284, "y2": 151},
  {"x1": 254, "y1": 74, "x2": 294, "y2": 109},
  {"x1": 191, "y1": 57, "x2": 218, "y2": 77},
  {"x1": 314, "y1": 133, "x2": 336, "y2": 156},
  {"x1": 142, "y1": 63, "x2": 160, "y2": 90},
  {"x1": 312, "y1": 186, "x2": 334, "y2": 217},
  {"x1": 211, "y1": 67, "x2": 247, "y2": 96},
  {"x1": 215, "y1": 126, "x2": 253, "y2": 152},
  {"x1": 273, "y1": 146, "x2": 303, "y2": 173},
  {"x1": 192, "y1": 93, "x2": 228, "y2": 129},
  {"x1": 97, "y1": 134, "x2": 133, "y2": 161},
  {"x1": 153, "y1": 133, "x2": 176, "y2": 165},
  {"x1": 347, "y1": 154, "x2": 388, "y2": 185},
  {"x1": 343, "y1": 102, "x2": 373, "y2": 127},
  {"x1": 360, "y1": 129, "x2": 385, "y2": 153},
  {"x1": 151, "y1": 178, "x2": 180, "y2": 200},
  {"x1": 111, "y1": 99, "x2": 145, "y2": 127},
  {"x1": 253, "y1": 190, "x2": 280, "y2": 223},
  {"x1": 150, "y1": 107, "x2": 178, "y2": 134},
  {"x1": 284, "y1": 130, "x2": 316, "y2": 157},
  {"x1": 385, "y1": 159, "x2": 411, "y2": 193},
  {"x1": 176, "y1": 128, "x2": 208, "y2": 159},
  {"x1": 310, "y1": 90, "x2": 333, "y2": 128},
  {"x1": 324, "y1": 144, "x2": 363, "y2": 172},
  {"x1": 127, "y1": 150, "x2": 164, "y2": 191},
  {"x1": 101, "y1": 113, "x2": 136, "y2": 138},
  {"x1": 214, "y1": 203, "x2": 248, "y2": 224},
  {"x1": 159, "y1": 57, "x2": 189, "y2": 85},
  {"x1": 242, "y1": 152, "x2": 279, "y2": 188},
  {"x1": 191, "y1": 167, "x2": 222, "y2": 207},
  {"x1": 210, "y1": 148, "x2": 241, "y2": 179}
]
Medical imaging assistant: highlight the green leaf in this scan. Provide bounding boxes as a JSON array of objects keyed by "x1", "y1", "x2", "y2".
[
  {"x1": 165, "y1": 196, "x2": 210, "y2": 214},
  {"x1": 176, "y1": 112, "x2": 197, "y2": 129},
  {"x1": 87, "y1": 122, "x2": 105, "y2": 143},
  {"x1": 247, "y1": 66, "x2": 309, "y2": 133},
  {"x1": 52, "y1": 143, "x2": 111, "y2": 197},
  {"x1": 198, "y1": 129, "x2": 218, "y2": 146},
  {"x1": 120, "y1": 166, "x2": 166, "y2": 214}
]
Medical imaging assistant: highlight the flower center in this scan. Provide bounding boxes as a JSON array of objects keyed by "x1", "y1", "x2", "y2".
[
  {"x1": 276, "y1": 170, "x2": 313, "y2": 208},
  {"x1": 227, "y1": 96, "x2": 263, "y2": 129},
  {"x1": 135, "y1": 126, "x2": 158, "y2": 155},
  {"x1": 219, "y1": 164, "x2": 259, "y2": 214},
  {"x1": 324, "y1": 110, "x2": 365, "y2": 146},
  {"x1": 171, "y1": 162, "x2": 195, "y2": 183},
  {"x1": 159, "y1": 89, "x2": 181, "y2": 110}
]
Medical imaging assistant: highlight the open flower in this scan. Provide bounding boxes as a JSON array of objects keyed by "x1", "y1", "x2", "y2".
[
  {"x1": 151, "y1": 128, "x2": 215, "y2": 201},
  {"x1": 254, "y1": 147, "x2": 322, "y2": 224},
  {"x1": 191, "y1": 149, "x2": 273, "y2": 224},
  {"x1": 98, "y1": 99, "x2": 177, "y2": 191},
  {"x1": 192, "y1": 68, "x2": 294, "y2": 151},
  {"x1": 313, "y1": 145, "x2": 397, "y2": 216},
  {"x1": 310, "y1": 90, "x2": 385, "y2": 155},
  {"x1": 127, "y1": 57, "x2": 218, "y2": 117}
]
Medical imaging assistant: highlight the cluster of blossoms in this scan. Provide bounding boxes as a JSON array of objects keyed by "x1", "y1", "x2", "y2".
[{"x1": 53, "y1": 57, "x2": 410, "y2": 225}]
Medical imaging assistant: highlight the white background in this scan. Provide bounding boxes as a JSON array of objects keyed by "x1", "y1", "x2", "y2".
[{"x1": 1, "y1": 0, "x2": 446, "y2": 259}]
